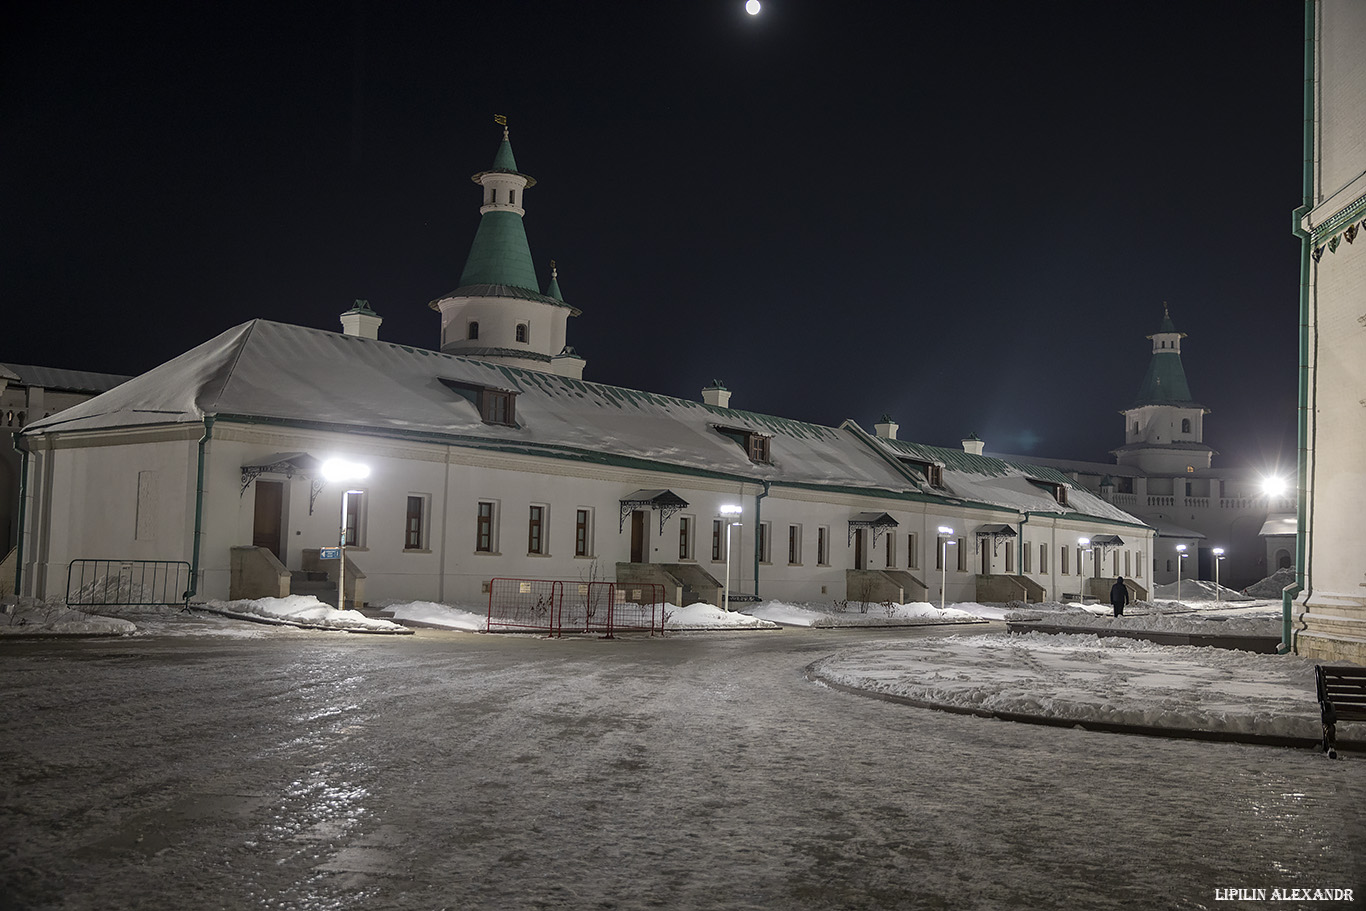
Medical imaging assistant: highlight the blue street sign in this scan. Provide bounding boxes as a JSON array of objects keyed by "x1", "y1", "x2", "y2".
[{"x1": 320, "y1": 547, "x2": 341, "y2": 560}]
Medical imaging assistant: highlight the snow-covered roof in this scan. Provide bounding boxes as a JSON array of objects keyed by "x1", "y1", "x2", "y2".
[
  {"x1": 24, "y1": 320, "x2": 1149, "y2": 527},
  {"x1": 1, "y1": 363, "x2": 131, "y2": 394}
]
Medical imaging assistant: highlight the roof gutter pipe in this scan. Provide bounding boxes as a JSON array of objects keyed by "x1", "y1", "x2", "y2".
[
  {"x1": 1282, "y1": 0, "x2": 1315, "y2": 655},
  {"x1": 12, "y1": 433, "x2": 29, "y2": 597},
  {"x1": 188, "y1": 416, "x2": 214, "y2": 601},
  {"x1": 753, "y1": 480, "x2": 770, "y2": 599}
]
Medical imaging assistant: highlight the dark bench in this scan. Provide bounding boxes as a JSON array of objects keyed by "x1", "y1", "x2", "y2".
[{"x1": 1314, "y1": 665, "x2": 1366, "y2": 759}]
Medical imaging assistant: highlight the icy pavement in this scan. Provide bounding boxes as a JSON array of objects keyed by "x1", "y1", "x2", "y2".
[
  {"x1": 1, "y1": 627, "x2": 1362, "y2": 910},
  {"x1": 809, "y1": 632, "x2": 1363, "y2": 745}
]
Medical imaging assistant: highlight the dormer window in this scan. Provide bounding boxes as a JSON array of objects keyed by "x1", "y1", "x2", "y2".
[
  {"x1": 1028, "y1": 478, "x2": 1069, "y2": 507},
  {"x1": 899, "y1": 457, "x2": 944, "y2": 488},
  {"x1": 439, "y1": 378, "x2": 518, "y2": 427},
  {"x1": 468, "y1": 321, "x2": 479, "y2": 340},
  {"x1": 713, "y1": 425, "x2": 772, "y2": 464}
]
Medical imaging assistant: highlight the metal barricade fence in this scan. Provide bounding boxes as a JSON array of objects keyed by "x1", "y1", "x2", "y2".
[
  {"x1": 488, "y1": 578, "x2": 666, "y2": 637},
  {"x1": 66, "y1": 559, "x2": 194, "y2": 609}
]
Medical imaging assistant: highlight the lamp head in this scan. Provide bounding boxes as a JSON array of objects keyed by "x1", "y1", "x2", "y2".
[
  {"x1": 937, "y1": 526, "x2": 953, "y2": 535},
  {"x1": 321, "y1": 458, "x2": 370, "y2": 483}
]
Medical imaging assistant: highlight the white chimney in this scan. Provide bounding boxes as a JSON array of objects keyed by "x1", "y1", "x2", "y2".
[
  {"x1": 962, "y1": 433, "x2": 985, "y2": 456},
  {"x1": 702, "y1": 381, "x2": 731, "y2": 408},
  {"x1": 340, "y1": 299, "x2": 383, "y2": 340},
  {"x1": 874, "y1": 414, "x2": 898, "y2": 440}
]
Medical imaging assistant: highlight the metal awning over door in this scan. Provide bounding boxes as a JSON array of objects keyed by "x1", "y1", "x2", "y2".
[
  {"x1": 847, "y1": 512, "x2": 898, "y2": 546},
  {"x1": 619, "y1": 489, "x2": 690, "y2": 533},
  {"x1": 975, "y1": 523, "x2": 1017, "y2": 555},
  {"x1": 240, "y1": 452, "x2": 325, "y2": 512}
]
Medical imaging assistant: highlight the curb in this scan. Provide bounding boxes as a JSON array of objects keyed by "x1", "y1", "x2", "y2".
[{"x1": 804, "y1": 662, "x2": 1366, "y2": 755}]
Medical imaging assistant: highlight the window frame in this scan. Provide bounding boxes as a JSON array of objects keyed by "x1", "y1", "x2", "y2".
[
  {"x1": 527, "y1": 504, "x2": 546, "y2": 555},
  {"x1": 678, "y1": 515, "x2": 694, "y2": 561},
  {"x1": 404, "y1": 494, "x2": 428, "y2": 551},
  {"x1": 343, "y1": 490, "x2": 365, "y2": 547},
  {"x1": 575, "y1": 508, "x2": 593, "y2": 557},
  {"x1": 788, "y1": 524, "x2": 801, "y2": 566},
  {"x1": 476, "y1": 500, "x2": 497, "y2": 553}
]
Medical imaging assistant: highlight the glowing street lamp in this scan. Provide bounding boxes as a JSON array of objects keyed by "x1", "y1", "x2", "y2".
[
  {"x1": 1261, "y1": 475, "x2": 1288, "y2": 499},
  {"x1": 1212, "y1": 547, "x2": 1225, "y2": 601},
  {"x1": 938, "y1": 526, "x2": 955, "y2": 610},
  {"x1": 1078, "y1": 537, "x2": 1092, "y2": 580},
  {"x1": 719, "y1": 505, "x2": 743, "y2": 612},
  {"x1": 323, "y1": 459, "x2": 370, "y2": 611},
  {"x1": 1175, "y1": 543, "x2": 1188, "y2": 602}
]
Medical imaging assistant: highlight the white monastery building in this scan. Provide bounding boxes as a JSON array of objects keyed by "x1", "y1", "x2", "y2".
[
  {"x1": 13, "y1": 129, "x2": 1153, "y2": 611},
  {"x1": 1292, "y1": 0, "x2": 1366, "y2": 663}
]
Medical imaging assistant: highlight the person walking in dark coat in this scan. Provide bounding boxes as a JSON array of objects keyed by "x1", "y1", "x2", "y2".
[{"x1": 1110, "y1": 576, "x2": 1130, "y2": 618}]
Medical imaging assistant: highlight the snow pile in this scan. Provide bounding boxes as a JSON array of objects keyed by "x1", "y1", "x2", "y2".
[
  {"x1": 668, "y1": 602, "x2": 779, "y2": 630},
  {"x1": 1243, "y1": 568, "x2": 1296, "y2": 599},
  {"x1": 1150, "y1": 579, "x2": 1252, "y2": 602},
  {"x1": 1020, "y1": 611, "x2": 1280, "y2": 638},
  {"x1": 384, "y1": 600, "x2": 487, "y2": 631},
  {"x1": 810, "y1": 633, "x2": 1358, "y2": 741},
  {"x1": 747, "y1": 600, "x2": 982, "y2": 627},
  {"x1": 0, "y1": 599, "x2": 136, "y2": 637},
  {"x1": 204, "y1": 595, "x2": 410, "y2": 634}
]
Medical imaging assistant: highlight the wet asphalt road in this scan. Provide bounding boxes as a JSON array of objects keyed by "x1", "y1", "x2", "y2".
[{"x1": 1, "y1": 625, "x2": 1362, "y2": 910}]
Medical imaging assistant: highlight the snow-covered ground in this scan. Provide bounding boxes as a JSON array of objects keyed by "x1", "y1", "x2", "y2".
[
  {"x1": 203, "y1": 594, "x2": 411, "y2": 633},
  {"x1": 809, "y1": 632, "x2": 1362, "y2": 743},
  {"x1": 747, "y1": 599, "x2": 983, "y2": 627},
  {"x1": 1003, "y1": 598, "x2": 1284, "y2": 638}
]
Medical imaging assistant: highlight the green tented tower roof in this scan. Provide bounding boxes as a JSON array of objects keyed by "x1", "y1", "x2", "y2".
[
  {"x1": 1133, "y1": 307, "x2": 1198, "y2": 407},
  {"x1": 458, "y1": 211, "x2": 540, "y2": 290}
]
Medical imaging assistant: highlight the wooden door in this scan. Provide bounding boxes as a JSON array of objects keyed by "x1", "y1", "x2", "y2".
[
  {"x1": 630, "y1": 510, "x2": 647, "y2": 563},
  {"x1": 253, "y1": 480, "x2": 284, "y2": 560},
  {"x1": 981, "y1": 544, "x2": 990, "y2": 575},
  {"x1": 853, "y1": 529, "x2": 866, "y2": 569}
]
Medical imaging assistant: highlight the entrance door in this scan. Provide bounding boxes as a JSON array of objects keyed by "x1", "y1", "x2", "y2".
[
  {"x1": 981, "y1": 545, "x2": 990, "y2": 575},
  {"x1": 853, "y1": 529, "x2": 866, "y2": 569},
  {"x1": 253, "y1": 480, "x2": 284, "y2": 561},
  {"x1": 630, "y1": 510, "x2": 647, "y2": 563}
]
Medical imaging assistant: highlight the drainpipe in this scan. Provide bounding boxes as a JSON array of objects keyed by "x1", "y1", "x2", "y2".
[
  {"x1": 12, "y1": 433, "x2": 29, "y2": 597},
  {"x1": 753, "y1": 481, "x2": 770, "y2": 600},
  {"x1": 1016, "y1": 512, "x2": 1031, "y2": 603},
  {"x1": 187, "y1": 416, "x2": 214, "y2": 601},
  {"x1": 1282, "y1": 0, "x2": 1315, "y2": 654}
]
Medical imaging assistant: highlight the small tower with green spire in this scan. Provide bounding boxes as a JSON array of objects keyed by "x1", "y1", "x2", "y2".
[
  {"x1": 430, "y1": 121, "x2": 585, "y2": 378},
  {"x1": 1114, "y1": 305, "x2": 1213, "y2": 474}
]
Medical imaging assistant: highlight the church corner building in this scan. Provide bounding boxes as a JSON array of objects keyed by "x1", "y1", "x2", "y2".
[
  {"x1": 13, "y1": 129, "x2": 1153, "y2": 611},
  {"x1": 1292, "y1": 1, "x2": 1366, "y2": 662}
]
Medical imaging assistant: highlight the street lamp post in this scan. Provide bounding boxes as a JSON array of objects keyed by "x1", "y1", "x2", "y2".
[
  {"x1": 938, "y1": 526, "x2": 954, "y2": 611},
  {"x1": 1213, "y1": 547, "x2": 1225, "y2": 601},
  {"x1": 720, "y1": 505, "x2": 742, "y2": 612},
  {"x1": 323, "y1": 458, "x2": 371, "y2": 611},
  {"x1": 1175, "y1": 543, "x2": 1188, "y2": 602}
]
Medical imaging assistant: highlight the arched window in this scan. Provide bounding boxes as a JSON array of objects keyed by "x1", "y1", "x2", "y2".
[
  {"x1": 1276, "y1": 550, "x2": 1291, "y2": 569},
  {"x1": 467, "y1": 321, "x2": 479, "y2": 340},
  {"x1": 515, "y1": 323, "x2": 528, "y2": 343},
  {"x1": 1181, "y1": 418, "x2": 1191, "y2": 434}
]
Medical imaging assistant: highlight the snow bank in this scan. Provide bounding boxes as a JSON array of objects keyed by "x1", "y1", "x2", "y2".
[
  {"x1": 1150, "y1": 579, "x2": 1252, "y2": 602},
  {"x1": 204, "y1": 595, "x2": 410, "y2": 634},
  {"x1": 1243, "y1": 568, "x2": 1296, "y2": 599},
  {"x1": 810, "y1": 634, "x2": 1359, "y2": 741},
  {"x1": 0, "y1": 600, "x2": 136, "y2": 637},
  {"x1": 383, "y1": 600, "x2": 488, "y2": 631},
  {"x1": 747, "y1": 600, "x2": 982, "y2": 627},
  {"x1": 668, "y1": 602, "x2": 779, "y2": 630}
]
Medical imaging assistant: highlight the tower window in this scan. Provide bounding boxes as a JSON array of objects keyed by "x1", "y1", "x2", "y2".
[
  {"x1": 1181, "y1": 418, "x2": 1191, "y2": 434},
  {"x1": 515, "y1": 323, "x2": 528, "y2": 343},
  {"x1": 508, "y1": 189, "x2": 516, "y2": 206},
  {"x1": 468, "y1": 321, "x2": 479, "y2": 340}
]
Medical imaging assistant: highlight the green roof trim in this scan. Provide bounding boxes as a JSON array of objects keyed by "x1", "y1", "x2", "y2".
[{"x1": 458, "y1": 210, "x2": 540, "y2": 290}]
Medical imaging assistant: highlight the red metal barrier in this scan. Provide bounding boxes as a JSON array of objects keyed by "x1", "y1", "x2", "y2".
[{"x1": 487, "y1": 578, "x2": 666, "y2": 637}]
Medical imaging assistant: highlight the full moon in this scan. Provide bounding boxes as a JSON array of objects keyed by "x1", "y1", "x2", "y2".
[{"x1": 745, "y1": 0, "x2": 760, "y2": 15}]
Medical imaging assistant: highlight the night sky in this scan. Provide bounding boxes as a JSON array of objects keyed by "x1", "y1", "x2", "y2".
[{"x1": 2, "y1": 1, "x2": 1305, "y2": 472}]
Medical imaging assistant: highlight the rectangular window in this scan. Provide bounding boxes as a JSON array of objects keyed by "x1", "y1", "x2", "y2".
[
  {"x1": 1136, "y1": 553, "x2": 1143, "y2": 578},
  {"x1": 908, "y1": 532, "x2": 919, "y2": 570},
  {"x1": 1125, "y1": 550, "x2": 1132, "y2": 576},
  {"x1": 528, "y1": 505, "x2": 545, "y2": 554},
  {"x1": 758, "y1": 522, "x2": 771, "y2": 563},
  {"x1": 817, "y1": 526, "x2": 829, "y2": 565},
  {"x1": 575, "y1": 509, "x2": 591, "y2": 557},
  {"x1": 679, "y1": 516, "x2": 693, "y2": 560},
  {"x1": 748, "y1": 434, "x2": 771, "y2": 464},
  {"x1": 405, "y1": 495, "x2": 426, "y2": 550},
  {"x1": 344, "y1": 491, "x2": 364, "y2": 547},
  {"x1": 476, "y1": 501, "x2": 495, "y2": 553},
  {"x1": 1061, "y1": 545, "x2": 1069, "y2": 576},
  {"x1": 1039, "y1": 543, "x2": 1048, "y2": 575},
  {"x1": 788, "y1": 525, "x2": 801, "y2": 565},
  {"x1": 884, "y1": 530, "x2": 896, "y2": 568},
  {"x1": 956, "y1": 537, "x2": 966, "y2": 572},
  {"x1": 481, "y1": 390, "x2": 516, "y2": 426},
  {"x1": 1023, "y1": 542, "x2": 1031, "y2": 573},
  {"x1": 712, "y1": 519, "x2": 724, "y2": 561}
]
